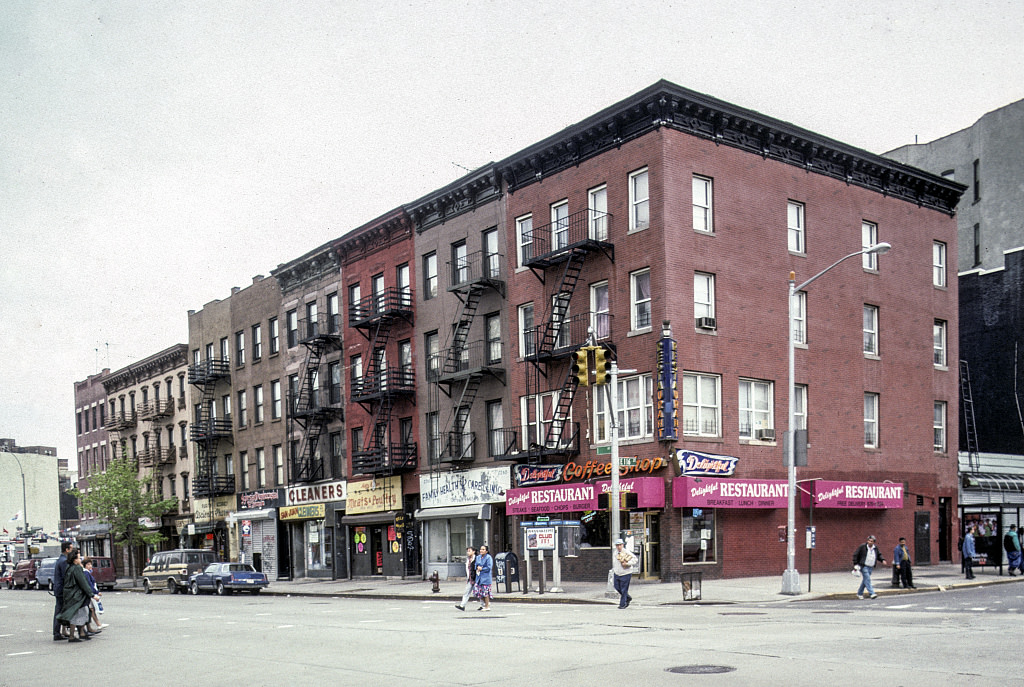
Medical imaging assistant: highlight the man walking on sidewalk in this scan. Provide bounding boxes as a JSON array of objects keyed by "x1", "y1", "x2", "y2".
[
  {"x1": 1003, "y1": 525, "x2": 1021, "y2": 575},
  {"x1": 852, "y1": 535, "x2": 884, "y2": 599},
  {"x1": 962, "y1": 525, "x2": 977, "y2": 579},
  {"x1": 612, "y1": 539, "x2": 637, "y2": 609}
]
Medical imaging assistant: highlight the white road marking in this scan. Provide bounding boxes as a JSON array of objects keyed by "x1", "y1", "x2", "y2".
[
  {"x1": 0, "y1": 634, "x2": 12, "y2": 637},
  {"x1": 970, "y1": 607, "x2": 989, "y2": 611},
  {"x1": 359, "y1": 619, "x2": 384, "y2": 623},
  {"x1": 925, "y1": 607, "x2": 947, "y2": 610},
  {"x1": 277, "y1": 625, "x2": 294, "y2": 629},
  {"x1": 7, "y1": 652, "x2": 34, "y2": 657},
  {"x1": 177, "y1": 617, "x2": 191, "y2": 621},
  {"x1": 885, "y1": 604, "x2": 915, "y2": 609},
  {"x1": 255, "y1": 613, "x2": 272, "y2": 616}
]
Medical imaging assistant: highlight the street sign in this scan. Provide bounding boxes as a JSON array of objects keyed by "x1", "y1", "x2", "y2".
[
  {"x1": 596, "y1": 446, "x2": 611, "y2": 455},
  {"x1": 619, "y1": 456, "x2": 638, "y2": 467}
]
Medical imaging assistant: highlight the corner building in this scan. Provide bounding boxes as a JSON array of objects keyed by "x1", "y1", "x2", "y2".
[{"x1": 495, "y1": 81, "x2": 964, "y2": 581}]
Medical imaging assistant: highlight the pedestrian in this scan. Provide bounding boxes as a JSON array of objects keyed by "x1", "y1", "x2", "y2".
[
  {"x1": 1003, "y1": 524, "x2": 1022, "y2": 575},
  {"x1": 612, "y1": 538, "x2": 638, "y2": 609},
  {"x1": 51, "y1": 540, "x2": 72, "y2": 641},
  {"x1": 473, "y1": 544, "x2": 493, "y2": 611},
  {"x1": 81, "y1": 557, "x2": 107, "y2": 632},
  {"x1": 57, "y1": 549, "x2": 99, "y2": 643},
  {"x1": 962, "y1": 525, "x2": 977, "y2": 579},
  {"x1": 893, "y1": 537, "x2": 915, "y2": 589},
  {"x1": 852, "y1": 534, "x2": 885, "y2": 599},
  {"x1": 455, "y1": 546, "x2": 476, "y2": 611}
]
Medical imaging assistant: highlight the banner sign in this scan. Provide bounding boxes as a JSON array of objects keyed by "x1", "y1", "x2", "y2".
[
  {"x1": 804, "y1": 481, "x2": 904, "y2": 509},
  {"x1": 655, "y1": 332, "x2": 679, "y2": 441},
  {"x1": 286, "y1": 480, "x2": 347, "y2": 506},
  {"x1": 673, "y1": 476, "x2": 789, "y2": 509},
  {"x1": 525, "y1": 527, "x2": 556, "y2": 550},
  {"x1": 346, "y1": 476, "x2": 400, "y2": 514},
  {"x1": 420, "y1": 466, "x2": 511, "y2": 508},
  {"x1": 513, "y1": 464, "x2": 565, "y2": 487},
  {"x1": 279, "y1": 503, "x2": 326, "y2": 521},
  {"x1": 595, "y1": 476, "x2": 666, "y2": 508},
  {"x1": 676, "y1": 450, "x2": 739, "y2": 476},
  {"x1": 239, "y1": 488, "x2": 284, "y2": 511},
  {"x1": 506, "y1": 483, "x2": 597, "y2": 515}
]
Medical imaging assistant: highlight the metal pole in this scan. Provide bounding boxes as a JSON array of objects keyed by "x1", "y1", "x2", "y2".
[
  {"x1": 782, "y1": 277, "x2": 801, "y2": 594},
  {"x1": 610, "y1": 360, "x2": 621, "y2": 559},
  {"x1": 10, "y1": 454, "x2": 30, "y2": 558}
]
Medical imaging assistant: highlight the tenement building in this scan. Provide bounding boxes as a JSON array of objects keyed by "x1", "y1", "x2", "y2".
[{"x1": 74, "y1": 368, "x2": 111, "y2": 555}]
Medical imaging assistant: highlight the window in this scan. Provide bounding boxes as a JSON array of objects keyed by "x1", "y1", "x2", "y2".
[
  {"x1": 371, "y1": 274, "x2": 385, "y2": 314},
  {"x1": 424, "y1": 332, "x2": 438, "y2": 380},
  {"x1": 485, "y1": 314, "x2": 502, "y2": 364},
  {"x1": 205, "y1": 343, "x2": 215, "y2": 362},
  {"x1": 482, "y1": 228, "x2": 500, "y2": 279},
  {"x1": 694, "y1": 272, "x2": 715, "y2": 321},
  {"x1": 288, "y1": 374, "x2": 299, "y2": 414},
  {"x1": 864, "y1": 393, "x2": 879, "y2": 448},
  {"x1": 219, "y1": 337, "x2": 229, "y2": 363},
  {"x1": 551, "y1": 292, "x2": 571, "y2": 349},
  {"x1": 225, "y1": 453, "x2": 234, "y2": 479},
  {"x1": 787, "y1": 201, "x2": 805, "y2": 253},
  {"x1": 486, "y1": 400, "x2": 505, "y2": 457},
  {"x1": 273, "y1": 444, "x2": 284, "y2": 485},
  {"x1": 933, "y1": 320, "x2": 947, "y2": 367},
  {"x1": 305, "y1": 300, "x2": 319, "y2": 339},
  {"x1": 551, "y1": 200, "x2": 569, "y2": 250},
  {"x1": 423, "y1": 252, "x2": 438, "y2": 300},
  {"x1": 973, "y1": 223, "x2": 981, "y2": 267},
  {"x1": 519, "y1": 303, "x2": 536, "y2": 357},
  {"x1": 682, "y1": 372, "x2": 720, "y2": 437},
  {"x1": 240, "y1": 451, "x2": 249, "y2": 491},
  {"x1": 933, "y1": 241, "x2": 947, "y2": 288},
  {"x1": 520, "y1": 391, "x2": 572, "y2": 449},
  {"x1": 271, "y1": 379, "x2": 282, "y2": 419},
  {"x1": 630, "y1": 269, "x2": 652, "y2": 330},
  {"x1": 738, "y1": 379, "x2": 773, "y2": 440},
  {"x1": 452, "y1": 240, "x2": 468, "y2": 286},
  {"x1": 329, "y1": 432, "x2": 343, "y2": 479},
  {"x1": 396, "y1": 264, "x2": 410, "y2": 301},
  {"x1": 588, "y1": 185, "x2": 608, "y2": 241},
  {"x1": 237, "y1": 390, "x2": 247, "y2": 428},
  {"x1": 426, "y1": 412, "x2": 440, "y2": 463},
  {"x1": 629, "y1": 167, "x2": 649, "y2": 231},
  {"x1": 254, "y1": 385, "x2": 264, "y2": 423},
  {"x1": 863, "y1": 305, "x2": 879, "y2": 356},
  {"x1": 222, "y1": 394, "x2": 231, "y2": 421},
  {"x1": 328, "y1": 361, "x2": 341, "y2": 405},
  {"x1": 399, "y1": 340, "x2": 413, "y2": 383},
  {"x1": 269, "y1": 317, "x2": 279, "y2": 354},
  {"x1": 256, "y1": 447, "x2": 266, "y2": 488},
  {"x1": 235, "y1": 331, "x2": 245, "y2": 365},
  {"x1": 286, "y1": 309, "x2": 298, "y2": 348},
  {"x1": 862, "y1": 221, "x2": 879, "y2": 270},
  {"x1": 793, "y1": 384, "x2": 808, "y2": 431},
  {"x1": 792, "y1": 291, "x2": 807, "y2": 345},
  {"x1": 327, "y1": 293, "x2": 340, "y2": 334},
  {"x1": 933, "y1": 402, "x2": 946, "y2": 452},
  {"x1": 682, "y1": 508, "x2": 715, "y2": 563},
  {"x1": 516, "y1": 214, "x2": 533, "y2": 266},
  {"x1": 693, "y1": 175, "x2": 713, "y2": 233},
  {"x1": 591, "y1": 281, "x2": 610, "y2": 340},
  {"x1": 594, "y1": 374, "x2": 654, "y2": 442},
  {"x1": 351, "y1": 354, "x2": 363, "y2": 391},
  {"x1": 973, "y1": 158, "x2": 980, "y2": 203},
  {"x1": 252, "y1": 324, "x2": 262, "y2": 361}
]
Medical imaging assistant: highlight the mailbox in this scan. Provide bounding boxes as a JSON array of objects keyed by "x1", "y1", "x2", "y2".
[{"x1": 494, "y1": 551, "x2": 521, "y2": 593}]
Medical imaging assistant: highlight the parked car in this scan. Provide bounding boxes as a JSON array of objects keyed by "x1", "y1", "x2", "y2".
[
  {"x1": 1, "y1": 567, "x2": 14, "y2": 589},
  {"x1": 142, "y1": 549, "x2": 217, "y2": 594},
  {"x1": 87, "y1": 556, "x2": 117, "y2": 591},
  {"x1": 11, "y1": 558, "x2": 43, "y2": 589},
  {"x1": 35, "y1": 557, "x2": 59, "y2": 590},
  {"x1": 188, "y1": 562, "x2": 269, "y2": 596}
]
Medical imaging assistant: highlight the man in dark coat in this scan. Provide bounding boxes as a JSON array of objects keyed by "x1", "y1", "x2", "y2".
[{"x1": 52, "y1": 541, "x2": 72, "y2": 640}]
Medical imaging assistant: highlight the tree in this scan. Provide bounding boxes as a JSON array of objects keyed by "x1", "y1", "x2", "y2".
[{"x1": 70, "y1": 453, "x2": 178, "y2": 579}]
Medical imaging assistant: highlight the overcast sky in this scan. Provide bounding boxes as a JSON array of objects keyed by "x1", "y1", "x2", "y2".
[{"x1": 2, "y1": 1, "x2": 1022, "y2": 471}]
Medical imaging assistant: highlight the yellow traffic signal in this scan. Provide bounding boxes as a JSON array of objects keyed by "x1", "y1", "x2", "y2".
[
  {"x1": 593, "y1": 347, "x2": 612, "y2": 385},
  {"x1": 571, "y1": 348, "x2": 590, "y2": 386}
]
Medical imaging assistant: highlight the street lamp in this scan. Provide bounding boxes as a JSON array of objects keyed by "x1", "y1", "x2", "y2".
[
  {"x1": 781, "y1": 242, "x2": 892, "y2": 595},
  {"x1": 7, "y1": 454, "x2": 30, "y2": 556}
]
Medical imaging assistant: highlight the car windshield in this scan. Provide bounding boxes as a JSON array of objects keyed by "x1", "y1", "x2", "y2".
[{"x1": 203, "y1": 563, "x2": 220, "y2": 574}]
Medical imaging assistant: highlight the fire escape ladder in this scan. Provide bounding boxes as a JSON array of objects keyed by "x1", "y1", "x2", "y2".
[
  {"x1": 959, "y1": 359, "x2": 981, "y2": 473},
  {"x1": 537, "y1": 249, "x2": 585, "y2": 355},
  {"x1": 544, "y1": 367, "x2": 579, "y2": 449},
  {"x1": 449, "y1": 288, "x2": 482, "y2": 361}
]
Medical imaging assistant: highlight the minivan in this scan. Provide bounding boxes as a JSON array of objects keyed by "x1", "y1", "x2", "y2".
[
  {"x1": 87, "y1": 556, "x2": 117, "y2": 591},
  {"x1": 35, "y1": 557, "x2": 59, "y2": 590},
  {"x1": 142, "y1": 549, "x2": 217, "y2": 594},
  {"x1": 11, "y1": 558, "x2": 42, "y2": 589}
]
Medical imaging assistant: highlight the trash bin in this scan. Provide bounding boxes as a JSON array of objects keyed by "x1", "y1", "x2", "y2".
[
  {"x1": 494, "y1": 551, "x2": 521, "y2": 593},
  {"x1": 681, "y1": 571, "x2": 702, "y2": 601}
]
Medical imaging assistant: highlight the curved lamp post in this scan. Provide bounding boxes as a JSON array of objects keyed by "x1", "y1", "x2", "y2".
[
  {"x1": 781, "y1": 242, "x2": 892, "y2": 595},
  {"x1": 7, "y1": 453, "x2": 30, "y2": 555}
]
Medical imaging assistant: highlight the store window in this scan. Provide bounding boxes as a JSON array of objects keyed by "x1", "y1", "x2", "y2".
[
  {"x1": 426, "y1": 517, "x2": 485, "y2": 563},
  {"x1": 682, "y1": 508, "x2": 715, "y2": 562},
  {"x1": 306, "y1": 519, "x2": 332, "y2": 571}
]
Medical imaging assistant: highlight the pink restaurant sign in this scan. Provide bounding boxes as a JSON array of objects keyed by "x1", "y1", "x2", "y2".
[
  {"x1": 672, "y1": 477, "x2": 789, "y2": 509},
  {"x1": 507, "y1": 477, "x2": 666, "y2": 515},
  {"x1": 802, "y1": 480, "x2": 904, "y2": 509}
]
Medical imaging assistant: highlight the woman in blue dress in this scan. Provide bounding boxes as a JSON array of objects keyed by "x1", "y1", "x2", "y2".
[{"x1": 473, "y1": 544, "x2": 493, "y2": 611}]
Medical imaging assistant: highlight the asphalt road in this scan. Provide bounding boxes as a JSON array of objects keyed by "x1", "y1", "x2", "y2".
[{"x1": 2, "y1": 585, "x2": 1021, "y2": 686}]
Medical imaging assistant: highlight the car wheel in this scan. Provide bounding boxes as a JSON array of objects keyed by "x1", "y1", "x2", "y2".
[
  {"x1": 48, "y1": 580, "x2": 54, "y2": 592},
  {"x1": 143, "y1": 578, "x2": 152, "y2": 594},
  {"x1": 167, "y1": 579, "x2": 177, "y2": 594},
  {"x1": 215, "y1": 581, "x2": 226, "y2": 596},
  {"x1": 190, "y1": 581, "x2": 199, "y2": 595}
]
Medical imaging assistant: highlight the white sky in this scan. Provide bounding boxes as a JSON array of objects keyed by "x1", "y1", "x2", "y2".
[{"x1": 2, "y1": 1, "x2": 1022, "y2": 470}]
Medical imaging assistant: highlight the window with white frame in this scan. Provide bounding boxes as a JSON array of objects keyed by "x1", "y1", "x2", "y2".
[
  {"x1": 235, "y1": 330, "x2": 245, "y2": 365},
  {"x1": 552, "y1": 292, "x2": 571, "y2": 349},
  {"x1": 793, "y1": 384, "x2": 808, "y2": 431},
  {"x1": 862, "y1": 221, "x2": 879, "y2": 269},
  {"x1": 933, "y1": 401, "x2": 946, "y2": 452},
  {"x1": 254, "y1": 384, "x2": 264, "y2": 423},
  {"x1": 863, "y1": 305, "x2": 879, "y2": 355},
  {"x1": 864, "y1": 392, "x2": 879, "y2": 448},
  {"x1": 516, "y1": 214, "x2": 533, "y2": 266},
  {"x1": 682, "y1": 372, "x2": 720, "y2": 437},
  {"x1": 694, "y1": 272, "x2": 715, "y2": 320},
  {"x1": 793, "y1": 291, "x2": 807, "y2": 345},
  {"x1": 427, "y1": 411, "x2": 440, "y2": 463},
  {"x1": 423, "y1": 252, "x2": 438, "y2": 300},
  {"x1": 933, "y1": 320, "x2": 947, "y2": 367},
  {"x1": 270, "y1": 379, "x2": 282, "y2": 420},
  {"x1": 256, "y1": 447, "x2": 266, "y2": 488},
  {"x1": 518, "y1": 303, "x2": 536, "y2": 357},
  {"x1": 252, "y1": 324, "x2": 262, "y2": 361},
  {"x1": 588, "y1": 185, "x2": 608, "y2": 240},
  {"x1": 551, "y1": 200, "x2": 569, "y2": 250},
  {"x1": 787, "y1": 201, "x2": 805, "y2": 253},
  {"x1": 591, "y1": 281, "x2": 610, "y2": 340},
  {"x1": 629, "y1": 167, "x2": 649, "y2": 231},
  {"x1": 693, "y1": 175, "x2": 713, "y2": 233},
  {"x1": 631, "y1": 269, "x2": 652, "y2": 330},
  {"x1": 594, "y1": 374, "x2": 654, "y2": 442},
  {"x1": 738, "y1": 379, "x2": 773, "y2": 440},
  {"x1": 237, "y1": 390, "x2": 247, "y2": 428},
  {"x1": 274, "y1": 444, "x2": 284, "y2": 484},
  {"x1": 933, "y1": 241, "x2": 947, "y2": 288},
  {"x1": 485, "y1": 314, "x2": 502, "y2": 365},
  {"x1": 521, "y1": 391, "x2": 573, "y2": 449}
]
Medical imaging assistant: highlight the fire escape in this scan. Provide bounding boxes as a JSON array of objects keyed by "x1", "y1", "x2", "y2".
[
  {"x1": 289, "y1": 312, "x2": 344, "y2": 483},
  {"x1": 432, "y1": 249, "x2": 511, "y2": 468},
  {"x1": 188, "y1": 357, "x2": 235, "y2": 498},
  {"x1": 522, "y1": 207, "x2": 614, "y2": 463},
  {"x1": 350, "y1": 287, "x2": 417, "y2": 477}
]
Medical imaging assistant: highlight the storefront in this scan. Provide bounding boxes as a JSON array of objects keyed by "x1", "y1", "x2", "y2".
[
  {"x1": 77, "y1": 522, "x2": 112, "y2": 558},
  {"x1": 959, "y1": 452, "x2": 1024, "y2": 570},
  {"x1": 340, "y1": 476, "x2": 403, "y2": 578},
  {"x1": 229, "y1": 488, "x2": 283, "y2": 580},
  {"x1": 415, "y1": 466, "x2": 510, "y2": 580},
  {"x1": 189, "y1": 495, "x2": 233, "y2": 560},
  {"x1": 281, "y1": 479, "x2": 347, "y2": 579}
]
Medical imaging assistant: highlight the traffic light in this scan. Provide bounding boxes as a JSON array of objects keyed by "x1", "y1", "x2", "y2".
[
  {"x1": 593, "y1": 346, "x2": 612, "y2": 385},
  {"x1": 571, "y1": 348, "x2": 590, "y2": 386}
]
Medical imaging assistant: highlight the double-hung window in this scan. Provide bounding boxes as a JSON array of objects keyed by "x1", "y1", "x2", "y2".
[
  {"x1": 933, "y1": 241, "x2": 947, "y2": 288},
  {"x1": 485, "y1": 314, "x2": 502, "y2": 365},
  {"x1": 693, "y1": 175, "x2": 713, "y2": 232},
  {"x1": 629, "y1": 168, "x2": 649, "y2": 231},
  {"x1": 286, "y1": 309, "x2": 298, "y2": 348},
  {"x1": 516, "y1": 214, "x2": 533, "y2": 266},
  {"x1": 254, "y1": 385, "x2": 264, "y2": 424},
  {"x1": 862, "y1": 221, "x2": 880, "y2": 269},
  {"x1": 235, "y1": 331, "x2": 245, "y2": 365},
  {"x1": 793, "y1": 384, "x2": 808, "y2": 431},
  {"x1": 863, "y1": 305, "x2": 879, "y2": 356},
  {"x1": 591, "y1": 281, "x2": 610, "y2": 340},
  {"x1": 551, "y1": 200, "x2": 569, "y2": 250},
  {"x1": 519, "y1": 303, "x2": 536, "y2": 358},
  {"x1": 738, "y1": 379, "x2": 773, "y2": 440},
  {"x1": 933, "y1": 320, "x2": 947, "y2": 367},
  {"x1": 793, "y1": 291, "x2": 807, "y2": 345},
  {"x1": 588, "y1": 185, "x2": 608, "y2": 241},
  {"x1": 694, "y1": 272, "x2": 715, "y2": 321},
  {"x1": 594, "y1": 374, "x2": 653, "y2": 442},
  {"x1": 423, "y1": 252, "x2": 438, "y2": 300},
  {"x1": 933, "y1": 401, "x2": 946, "y2": 452},
  {"x1": 631, "y1": 269, "x2": 652, "y2": 331},
  {"x1": 252, "y1": 324, "x2": 262, "y2": 361},
  {"x1": 864, "y1": 393, "x2": 880, "y2": 448},
  {"x1": 269, "y1": 317, "x2": 279, "y2": 354},
  {"x1": 682, "y1": 372, "x2": 720, "y2": 437},
  {"x1": 787, "y1": 201, "x2": 805, "y2": 253},
  {"x1": 270, "y1": 379, "x2": 281, "y2": 420}
]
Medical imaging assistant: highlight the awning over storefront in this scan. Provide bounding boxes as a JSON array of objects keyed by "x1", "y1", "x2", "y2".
[
  {"x1": 962, "y1": 473, "x2": 1024, "y2": 492},
  {"x1": 226, "y1": 508, "x2": 277, "y2": 524},
  {"x1": 596, "y1": 476, "x2": 665, "y2": 508},
  {"x1": 414, "y1": 504, "x2": 493, "y2": 521},
  {"x1": 803, "y1": 480, "x2": 904, "y2": 509},
  {"x1": 673, "y1": 476, "x2": 789, "y2": 509},
  {"x1": 340, "y1": 510, "x2": 399, "y2": 526}
]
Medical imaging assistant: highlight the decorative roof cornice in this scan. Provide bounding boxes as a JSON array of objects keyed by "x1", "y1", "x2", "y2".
[
  {"x1": 335, "y1": 209, "x2": 413, "y2": 267},
  {"x1": 271, "y1": 242, "x2": 340, "y2": 295},
  {"x1": 495, "y1": 80, "x2": 966, "y2": 215},
  {"x1": 405, "y1": 164, "x2": 502, "y2": 233},
  {"x1": 103, "y1": 344, "x2": 188, "y2": 393}
]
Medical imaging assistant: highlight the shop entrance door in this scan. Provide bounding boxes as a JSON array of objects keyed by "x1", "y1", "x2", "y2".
[
  {"x1": 641, "y1": 513, "x2": 661, "y2": 579},
  {"x1": 914, "y1": 511, "x2": 931, "y2": 565},
  {"x1": 372, "y1": 526, "x2": 385, "y2": 575}
]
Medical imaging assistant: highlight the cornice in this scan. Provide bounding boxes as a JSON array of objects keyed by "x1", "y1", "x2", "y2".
[
  {"x1": 271, "y1": 244, "x2": 341, "y2": 296},
  {"x1": 495, "y1": 80, "x2": 965, "y2": 215},
  {"x1": 102, "y1": 344, "x2": 188, "y2": 393},
  {"x1": 335, "y1": 210, "x2": 413, "y2": 267},
  {"x1": 405, "y1": 164, "x2": 502, "y2": 233}
]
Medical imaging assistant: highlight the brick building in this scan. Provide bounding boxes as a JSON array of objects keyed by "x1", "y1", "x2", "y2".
[{"x1": 74, "y1": 369, "x2": 111, "y2": 555}]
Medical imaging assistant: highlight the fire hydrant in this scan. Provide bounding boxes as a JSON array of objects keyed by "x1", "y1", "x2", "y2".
[{"x1": 430, "y1": 570, "x2": 440, "y2": 593}]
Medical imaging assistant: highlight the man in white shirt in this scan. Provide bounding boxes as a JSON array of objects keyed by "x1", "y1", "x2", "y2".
[{"x1": 852, "y1": 534, "x2": 885, "y2": 599}]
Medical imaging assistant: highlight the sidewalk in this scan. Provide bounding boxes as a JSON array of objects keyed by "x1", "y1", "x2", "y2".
[{"x1": 116, "y1": 562, "x2": 1023, "y2": 605}]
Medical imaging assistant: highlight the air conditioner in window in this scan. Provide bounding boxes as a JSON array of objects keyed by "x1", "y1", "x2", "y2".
[
  {"x1": 755, "y1": 428, "x2": 776, "y2": 441},
  {"x1": 696, "y1": 316, "x2": 717, "y2": 330}
]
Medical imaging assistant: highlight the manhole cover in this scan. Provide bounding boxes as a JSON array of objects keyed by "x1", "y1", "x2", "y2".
[{"x1": 666, "y1": 665, "x2": 736, "y2": 675}]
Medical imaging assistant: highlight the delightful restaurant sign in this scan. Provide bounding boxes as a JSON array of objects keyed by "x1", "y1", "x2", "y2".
[
  {"x1": 804, "y1": 480, "x2": 904, "y2": 509},
  {"x1": 673, "y1": 476, "x2": 789, "y2": 509}
]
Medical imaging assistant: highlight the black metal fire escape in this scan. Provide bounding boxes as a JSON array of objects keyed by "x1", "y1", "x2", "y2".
[
  {"x1": 350, "y1": 287, "x2": 417, "y2": 477},
  {"x1": 522, "y1": 208, "x2": 614, "y2": 463},
  {"x1": 188, "y1": 357, "x2": 235, "y2": 498},
  {"x1": 959, "y1": 359, "x2": 980, "y2": 473},
  {"x1": 289, "y1": 312, "x2": 344, "y2": 483}
]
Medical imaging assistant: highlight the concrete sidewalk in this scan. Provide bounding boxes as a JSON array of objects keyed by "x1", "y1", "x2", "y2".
[{"x1": 119, "y1": 562, "x2": 1023, "y2": 605}]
